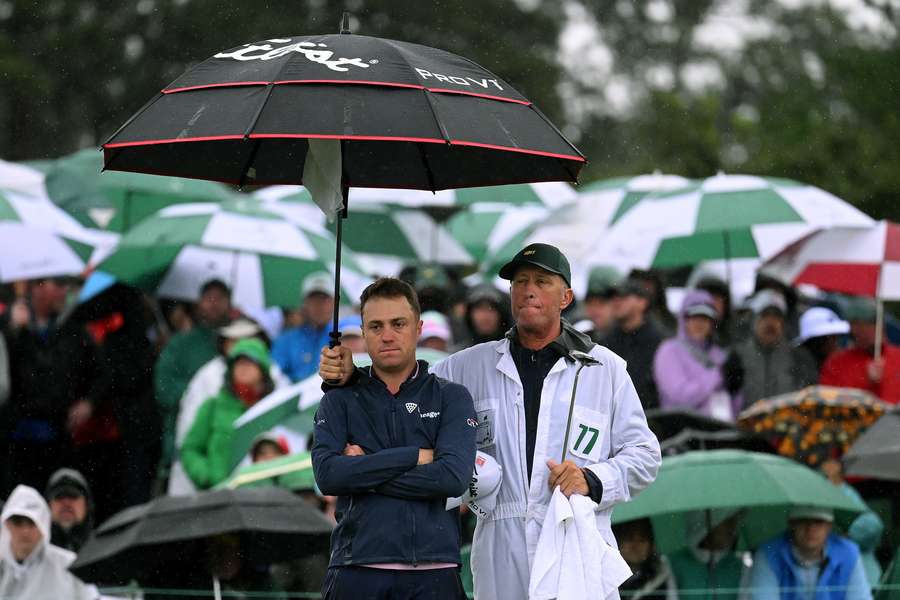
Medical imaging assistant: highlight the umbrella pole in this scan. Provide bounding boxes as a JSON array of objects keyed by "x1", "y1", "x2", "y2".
[
  {"x1": 329, "y1": 185, "x2": 350, "y2": 350},
  {"x1": 722, "y1": 230, "x2": 732, "y2": 294},
  {"x1": 213, "y1": 575, "x2": 222, "y2": 600},
  {"x1": 875, "y1": 298, "x2": 884, "y2": 360}
]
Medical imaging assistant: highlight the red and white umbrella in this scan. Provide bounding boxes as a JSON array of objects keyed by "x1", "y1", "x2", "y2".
[{"x1": 761, "y1": 220, "x2": 900, "y2": 356}]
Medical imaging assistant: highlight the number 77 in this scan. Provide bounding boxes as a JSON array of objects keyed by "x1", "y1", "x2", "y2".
[{"x1": 573, "y1": 423, "x2": 599, "y2": 454}]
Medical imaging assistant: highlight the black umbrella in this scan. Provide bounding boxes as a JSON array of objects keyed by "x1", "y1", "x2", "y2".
[
  {"x1": 843, "y1": 410, "x2": 900, "y2": 481},
  {"x1": 70, "y1": 487, "x2": 333, "y2": 587},
  {"x1": 658, "y1": 427, "x2": 775, "y2": 457},
  {"x1": 643, "y1": 408, "x2": 734, "y2": 443},
  {"x1": 100, "y1": 13, "x2": 585, "y2": 345}
]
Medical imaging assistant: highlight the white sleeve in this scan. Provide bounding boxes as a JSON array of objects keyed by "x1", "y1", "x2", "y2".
[{"x1": 584, "y1": 360, "x2": 661, "y2": 511}]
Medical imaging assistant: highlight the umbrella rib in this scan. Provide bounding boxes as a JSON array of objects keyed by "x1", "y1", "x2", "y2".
[
  {"x1": 103, "y1": 92, "x2": 165, "y2": 146},
  {"x1": 526, "y1": 104, "x2": 587, "y2": 162}
]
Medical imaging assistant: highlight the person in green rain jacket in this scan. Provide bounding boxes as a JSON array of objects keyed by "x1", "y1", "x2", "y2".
[{"x1": 181, "y1": 338, "x2": 274, "y2": 489}]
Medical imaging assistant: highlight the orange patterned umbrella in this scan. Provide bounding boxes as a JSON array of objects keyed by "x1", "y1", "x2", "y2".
[{"x1": 737, "y1": 386, "x2": 888, "y2": 467}]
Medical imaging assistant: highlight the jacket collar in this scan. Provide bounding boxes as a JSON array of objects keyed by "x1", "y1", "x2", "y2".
[{"x1": 504, "y1": 318, "x2": 594, "y2": 361}]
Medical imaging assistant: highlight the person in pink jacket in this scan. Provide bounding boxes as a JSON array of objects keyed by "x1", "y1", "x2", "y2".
[{"x1": 653, "y1": 290, "x2": 744, "y2": 422}]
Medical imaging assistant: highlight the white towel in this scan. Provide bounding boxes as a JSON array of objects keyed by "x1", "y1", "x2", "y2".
[{"x1": 528, "y1": 487, "x2": 632, "y2": 600}]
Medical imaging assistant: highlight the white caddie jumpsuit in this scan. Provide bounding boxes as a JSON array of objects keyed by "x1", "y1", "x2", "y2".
[{"x1": 431, "y1": 338, "x2": 661, "y2": 600}]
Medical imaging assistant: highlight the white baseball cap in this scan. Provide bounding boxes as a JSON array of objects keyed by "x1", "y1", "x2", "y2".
[
  {"x1": 446, "y1": 451, "x2": 502, "y2": 518},
  {"x1": 301, "y1": 271, "x2": 335, "y2": 298},
  {"x1": 420, "y1": 310, "x2": 452, "y2": 343},
  {"x1": 794, "y1": 307, "x2": 850, "y2": 345},
  {"x1": 789, "y1": 505, "x2": 834, "y2": 523}
]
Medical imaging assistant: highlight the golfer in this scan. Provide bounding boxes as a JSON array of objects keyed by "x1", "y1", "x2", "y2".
[
  {"x1": 322, "y1": 243, "x2": 661, "y2": 599},
  {"x1": 312, "y1": 277, "x2": 476, "y2": 599}
]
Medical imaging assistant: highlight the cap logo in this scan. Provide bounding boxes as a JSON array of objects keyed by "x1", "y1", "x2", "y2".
[
  {"x1": 405, "y1": 403, "x2": 418, "y2": 414},
  {"x1": 523, "y1": 250, "x2": 536, "y2": 256}
]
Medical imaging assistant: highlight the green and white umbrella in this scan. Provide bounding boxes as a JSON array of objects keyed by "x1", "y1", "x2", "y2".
[
  {"x1": 87, "y1": 197, "x2": 370, "y2": 310},
  {"x1": 42, "y1": 148, "x2": 239, "y2": 232},
  {"x1": 255, "y1": 186, "x2": 473, "y2": 273},
  {"x1": 591, "y1": 173, "x2": 874, "y2": 273},
  {"x1": 446, "y1": 203, "x2": 550, "y2": 265},
  {"x1": 0, "y1": 187, "x2": 118, "y2": 282}
]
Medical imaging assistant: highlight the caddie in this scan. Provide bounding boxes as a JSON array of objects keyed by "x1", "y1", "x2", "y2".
[{"x1": 321, "y1": 243, "x2": 661, "y2": 599}]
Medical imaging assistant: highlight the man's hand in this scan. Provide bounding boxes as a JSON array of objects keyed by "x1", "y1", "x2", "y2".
[
  {"x1": 67, "y1": 399, "x2": 93, "y2": 432},
  {"x1": 418, "y1": 449, "x2": 434, "y2": 465},
  {"x1": 867, "y1": 357, "x2": 884, "y2": 384},
  {"x1": 343, "y1": 444, "x2": 365, "y2": 457},
  {"x1": 320, "y1": 346, "x2": 354, "y2": 385},
  {"x1": 10, "y1": 300, "x2": 29, "y2": 330},
  {"x1": 546, "y1": 459, "x2": 589, "y2": 497}
]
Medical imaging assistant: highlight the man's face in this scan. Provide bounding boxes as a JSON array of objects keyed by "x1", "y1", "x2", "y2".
[
  {"x1": 5, "y1": 516, "x2": 42, "y2": 561},
  {"x1": 49, "y1": 494, "x2": 88, "y2": 530},
  {"x1": 232, "y1": 358, "x2": 264, "y2": 388},
  {"x1": 850, "y1": 320, "x2": 877, "y2": 351},
  {"x1": 303, "y1": 292, "x2": 335, "y2": 329},
  {"x1": 684, "y1": 315, "x2": 714, "y2": 342},
  {"x1": 470, "y1": 301, "x2": 501, "y2": 336},
  {"x1": 612, "y1": 294, "x2": 646, "y2": 323},
  {"x1": 754, "y1": 310, "x2": 785, "y2": 347},
  {"x1": 790, "y1": 518, "x2": 832, "y2": 555},
  {"x1": 197, "y1": 287, "x2": 231, "y2": 327},
  {"x1": 31, "y1": 279, "x2": 69, "y2": 315},
  {"x1": 362, "y1": 296, "x2": 422, "y2": 374},
  {"x1": 617, "y1": 529, "x2": 652, "y2": 567},
  {"x1": 509, "y1": 266, "x2": 572, "y2": 335}
]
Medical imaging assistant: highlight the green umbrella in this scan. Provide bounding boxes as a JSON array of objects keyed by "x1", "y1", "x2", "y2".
[
  {"x1": 446, "y1": 203, "x2": 549, "y2": 265},
  {"x1": 592, "y1": 174, "x2": 874, "y2": 273},
  {"x1": 88, "y1": 197, "x2": 370, "y2": 310},
  {"x1": 256, "y1": 186, "x2": 473, "y2": 271},
  {"x1": 611, "y1": 449, "x2": 865, "y2": 553},
  {"x1": 43, "y1": 148, "x2": 239, "y2": 231},
  {"x1": 220, "y1": 452, "x2": 317, "y2": 491}
]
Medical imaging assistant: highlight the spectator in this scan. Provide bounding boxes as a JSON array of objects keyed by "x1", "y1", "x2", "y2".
[
  {"x1": 1, "y1": 278, "x2": 104, "y2": 495},
  {"x1": 45, "y1": 468, "x2": 93, "y2": 554},
  {"x1": 455, "y1": 284, "x2": 511, "y2": 350},
  {"x1": 666, "y1": 510, "x2": 750, "y2": 600},
  {"x1": 577, "y1": 266, "x2": 622, "y2": 342},
  {"x1": 695, "y1": 275, "x2": 736, "y2": 345},
  {"x1": 735, "y1": 290, "x2": 814, "y2": 408},
  {"x1": 250, "y1": 432, "x2": 290, "y2": 463},
  {"x1": 794, "y1": 307, "x2": 850, "y2": 381},
  {"x1": 820, "y1": 298, "x2": 900, "y2": 403},
  {"x1": 0, "y1": 485, "x2": 97, "y2": 599},
  {"x1": 653, "y1": 291, "x2": 743, "y2": 421},
  {"x1": 409, "y1": 263, "x2": 452, "y2": 315},
  {"x1": 272, "y1": 272, "x2": 335, "y2": 382},
  {"x1": 154, "y1": 279, "x2": 233, "y2": 482},
  {"x1": 749, "y1": 506, "x2": 871, "y2": 600},
  {"x1": 601, "y1": 279, "x2": 664, "y2": 410},
  {"x1": 821, "y1": 459, "x2": 885, "y2": 588},
  {"x1": 613, "y1": 518, "x2": 677, "y2": 600},
  {"x1": 420, "y1": 310, "x2": 453, "y2": 352},
  {"x1": 337, "y1": 315, "x2": 366, "y2": 354},
  {"x1": 169, "y1": 317, "x2": 289, "y2": 495},
  {"x1": 181, "y1": 338, "x2": 275, "y2": 489},
  {"x1": 628, "y1": 269, "x2": 678, "y2": 336}
]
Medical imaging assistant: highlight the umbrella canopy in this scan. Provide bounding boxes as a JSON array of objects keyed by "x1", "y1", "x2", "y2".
[
  {"x1": 843, "y1": 410, "x2": 900, "y2": 481},
  {"x1": 760, "y1": 221, "x2": 900, "y2": 300},
  {"x1": 738, "y1": 386, "x2": 889, "y2": 467},
  {"x1": 43, "y1": 148, "x2": 239, "y2": 232},
  {"x1": 84, "y1": 197, "x2": 370, "y2": 310},
  {"x1": 255, "y1": 186, "x2": 473, "y2": 271},
  {"x1": 446, "y1": 202, "x2": 549, "y2": 265},
  {"x1": 220, "y1": 451, "x2": 316, "y2": 491},
  {"x1": 0, "y1": 158, "x2": 45, "y2": 195},
  {"x1": 659, "y1": 428, "x2": 774, "y2": 457},
  {"x1": 101, "y1": 33, "x2": 584, "y2": 190},
  {"x1": 644, "y1": 408, "x2": 735, "y2": 443},
  {"x1": 611, "y1": 449, "x2": 866, "y2": 553},
  {"x1": 0, "y1": 188, "x2": 118, "y2": 282},
  {"x1": 591, "y1": 174, "x2": 874, "y2": 272},
  {"x1": 71, "y1": 487, "x2": 333, "y2": 585}
]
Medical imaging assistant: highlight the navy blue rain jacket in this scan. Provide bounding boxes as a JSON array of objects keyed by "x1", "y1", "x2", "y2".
[{"x1": 312, "y1": 360, "x2": 477, "y2": 567}]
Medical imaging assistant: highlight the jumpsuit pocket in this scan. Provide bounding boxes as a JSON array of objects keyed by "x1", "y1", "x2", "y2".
[{"x1": 473, "y1": 397, "x2": 499, "y2": 450}]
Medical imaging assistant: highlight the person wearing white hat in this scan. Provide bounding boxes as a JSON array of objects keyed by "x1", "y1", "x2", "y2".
[
  {"x1": 272, "y1": 271, "x2": 337, "y2": 382},
  {"x1": 794, "y1": 307, "x2": 851, "y2": 379},
  {"x1": 749, "y1": 506, "x2": 871, "y2": 600},
  {"x1": 0, "y1": 485, "x2": 98, "y2": 599},
  {"x1": 419, "y1": 311, "x2": 453, "y2": 353}
]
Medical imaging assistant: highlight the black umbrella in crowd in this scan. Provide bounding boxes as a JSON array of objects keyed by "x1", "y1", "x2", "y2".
[
  {"x1": 70, "y1": 487, "x2": 333, "y2": 588},
  {"x1": 101, "y1": 14, "x2": 585, "y2": 343},
  {"x1": 643, "y1": 408, "x2": 735, "y2": 443}
]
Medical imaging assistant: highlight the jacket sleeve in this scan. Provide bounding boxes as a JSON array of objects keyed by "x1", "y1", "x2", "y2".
[
  {"x1": 584, "y1": 357, "x2": 661, "y2": 511},
  {"x1": 312, "y1": 391, "x2": 420, "y2": 496},
  {"x1": 375, "y1": 385, "x2": 477, "y2": 500},
  {"x1": 271, "y1": 332, "x2": 296, "y2": 382},
  {"x1": 180, "y1": 397, "x2": 216, "y2": 489},
  {"x1": 653, "y1": 341, "x2": 724, "y2": 410}
]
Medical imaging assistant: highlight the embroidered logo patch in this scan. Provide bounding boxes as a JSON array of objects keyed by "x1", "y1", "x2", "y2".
[{"x1": 405, "y1": 403, "x2": 418, "y2": 414}]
